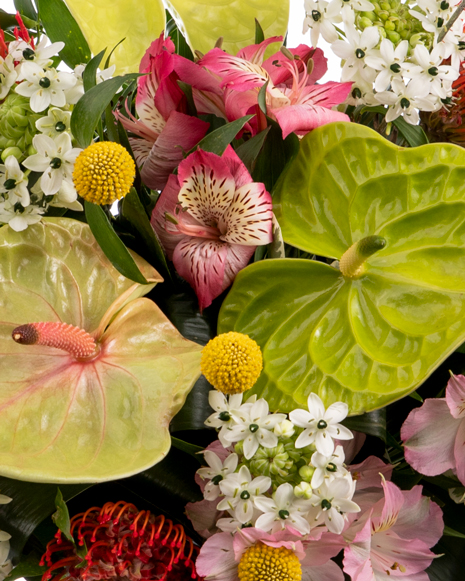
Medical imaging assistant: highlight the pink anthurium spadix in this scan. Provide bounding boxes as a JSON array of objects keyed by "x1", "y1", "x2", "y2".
[
  {"x1": 199, "y1": 37, "x2": 352, "y2": 138},
  {"x1": 115, "y1": 33, "x2": 217, "y2": 190},
  {"x1": 0, "y1": 218, "x2": 202, "y2": 483},
  {"x1": 151, "y1": 146, "x2": 273, "y2": 311},
  {"x1": 401, "y1": 374, "x2": 465, "y2": 486}
]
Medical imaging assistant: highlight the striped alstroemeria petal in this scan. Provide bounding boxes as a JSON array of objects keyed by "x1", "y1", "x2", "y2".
[
  {"x1": 200, "y1": 48, "x2": 270, "y2": 91},
  {"x1": 220, "y1": 182, "x2": 273, "y2": 246},
  {"x1": 178, "y1": 150, "x2": 236, "y2": 227}
]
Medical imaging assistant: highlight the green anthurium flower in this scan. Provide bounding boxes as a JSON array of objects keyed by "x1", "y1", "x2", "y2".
[
  {"x1": 218, "y1": 122, "x2": 465, "y2": 415},
  {"x1": 0, "y1": 218, "x2": 202, "y2": 483}
]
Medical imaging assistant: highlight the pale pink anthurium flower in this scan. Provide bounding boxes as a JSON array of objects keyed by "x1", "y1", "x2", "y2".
[
  {"x1": 343, "y1": 479, "x2": 443, "y2": 581},
  {"x1": 151, "y1": 146, "x2": 273, "y2": 311},
  {"x1": 196, "y1": 527, "x2": 345, "y2": 581},
  {"x1": 199, "y1": 38, "x2": 352, "y2": 139},
  {"x1": 401, "y1": 373, "x2": 465, "y2": 486}
]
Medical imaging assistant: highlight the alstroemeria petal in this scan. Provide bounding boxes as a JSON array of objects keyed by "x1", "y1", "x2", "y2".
[
  {"x1": 263, "y1": 46, "x2": 328, "y2": 86},
  {"x1": 220, "y1": 182, "x2": 273, "y2": 246},
  {"x1": 178, "y1": 149, "x2": 236, "y2": 226},
  {"x1": 173, "y1": 238, "x2": 228, "y2": 311},
  {"x1": 446, "y1": 374, "x2": 465, "y2": 419},
  {"x1": 394, "y1": 485, "x2": 444, "y2": 547},
  {"x1": 237, "y1": 36, "x2": 283, "y2": 64},
  {"x1": 195, "y1": 533, "x2": 237, "y2": 580},
  {"x1": 141, "y1": 111, "x2": 209, "y2": 190},
  {"x1": 273, "y1": 102, "x2": 350, "y2": 139},
  {"x1": 454, "y1": 418, "x2": 465, "y2": 486},
  {"x1": 401, "y1": 398, "x2": 459, "y2": 477},
  {"x1": 200, "y1": 48, "x2": 270, "y2": 91},
  {"x1": 301, "y1": 560, "x2": 345, "y2": 581}
]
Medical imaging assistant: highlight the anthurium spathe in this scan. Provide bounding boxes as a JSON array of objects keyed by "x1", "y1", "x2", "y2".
[
  {"x1": 219, "y1": 122, "x2": 465, "y2": 414},
  {"x1": 116, "y1": 33, "x2": 211, "y2": 191},
  {"x1": 401, "y1": 374, "x2": 465, "y2": 486},
  {"x1": 0, "y1": 218, "x2": 202, "y2": 483},
  {"x1": 151, "y1": 147, "x2": 273, "y2": 311},
  {"x1": 199, "y1": 39, "x2": 352, "y2": 138}
]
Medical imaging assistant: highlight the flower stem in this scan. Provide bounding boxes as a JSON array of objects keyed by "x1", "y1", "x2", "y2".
[{"x1": 437, "y1": 0, "x2": 465, "y2": 42}]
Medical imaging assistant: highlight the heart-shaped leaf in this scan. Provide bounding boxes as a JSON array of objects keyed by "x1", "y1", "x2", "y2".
[
  {"x1": 0, "y1": 219, "x2": 202, "y2": 482},
  {"x1": 218, "y1": 123, "x2": 465, "y2": 414}
]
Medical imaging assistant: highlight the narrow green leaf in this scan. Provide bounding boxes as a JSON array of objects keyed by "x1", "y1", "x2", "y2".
[
  {"x1": 177, "y1": 81, "x2": 197, "y2": 116},
  {"x1": 82, "y1": 49, "x2": 106, "y2": 92},
  {"x1": 269, "y1": 215, "x2": 285, "y2": 259},
  {"x1": 392, "y1": 116, "x2": 429, "y2": 147},
  {"x1": 409, "y1": 391, "x2": 424, "y2": 402},
  {"x1": 342, "y1": 408, "x2": 386, "y2": 442},
  {"x1": 423, "y1": 474, "x2": 463, "y2": 489},
  {"x1": 104, "y1": 38, "x2": 125, "y2": 69},
  {"x1": 165, "y1": 11, "x2": 194, "y2": 60},
  {"x1": 105, "y1": 104, "x2": 119, "y2": 143},
  {"x1": 255, "y1": 18, "x2": 265, "y2": 44},
  {"x1": 194, "y1": 115, "x2": 254, "y2": 156},
  {"x1": 84, "y1": 201, "x2": 148, "y2": 284},
  {"x1": 71, "y1": 74, "x2": 140, "y2": 147},
  {"x1": 254, "y1": 244, "x2": 267, "y2": 262},
  {"x1": 258, "y1": 81, "x2": 268, "y2": 115},
  {"x1": 443, "y1": 525, "x2": 465, "y2": 539},
  {"x1": 36, "y1": 0, "x2": 90, "y2": 68},
  {"x1": 121, "y1": 188, "x2": 170, "y2": 279},
  {"x1": 51, "y1": 488, "x2": 73, "y2": 543},
  {"x1": 14, "y1": 0, "x2": 37, "y2": 21},
  {"x1": 171, "y1": 436, "x2": 203, "y2": 460},
  {"x1": 235, "y1": 127, "x2": 270, "y2": 173},
  {"x1": 4, "y1": 556, "x2": 47, "y2": 581}
]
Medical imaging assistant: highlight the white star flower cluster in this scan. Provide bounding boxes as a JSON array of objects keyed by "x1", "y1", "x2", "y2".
[
  {"x1": 303, "y1": 0, "x2": 465, "y2": 124},
  {"x1": 0, "y1": 21, "x2": 114, "y2": 231},
  {"x1": 199, "y1": 391, "x2": 360, "y2": 535}
]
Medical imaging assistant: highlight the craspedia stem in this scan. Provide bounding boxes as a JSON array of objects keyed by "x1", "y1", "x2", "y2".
[
  {"x1": 12, "y1": 322, "x2": 97, "y2": 359},
  {"x1": 339, "y1": 235, "x2": 386, "y2": 278}
]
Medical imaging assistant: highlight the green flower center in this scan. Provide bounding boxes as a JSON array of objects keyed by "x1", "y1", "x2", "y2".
[
  {"x1": 321, "y1": 499, "x2": 332, "y2": 510},
  {"x1": 312, "y1": 10, "x2": 321, "y2": 21},
  {"x1": 211, "y1": 474, "x2": 223, "y2": 485},
  {"x1": 241, "y1": 490, "x2": 251, "y2": 500},
  {"x1": 390, "y1": 63, "x2": 401, "y2": 73},
  {"x1": 428, "y1": 66, "x2": 439, "y2": 77},
  {"x1": 355, "y1": 48, "x2": 365, "y2": 59},
  {"x1": 50, "y1": 157, "x2": 62, "y2": 169},
  {"x1": 22, "y1": 48, "x2": 35, "y2": 60},
  {"x1": 352, "y1": 87, "x2": 362, "y2": 99},
  {"x1": 400, "y1": 98, "x2": 410, "y2": 109},
  {"x1": 4, "y1": 179, "x2": 16, "y2": 190},
  {"x1": 39, "y1": 77, "x2": 51, "y2": 89},
  {"x1": 327, "y1": 462, "x2": 337, "y2": 472},
  {"x1": 317, "y1": 420, "x2": 327, "y2": 429},
  {"x1": 55, "y1": 121, "x2": 67, "y2": 132},
  {"x1": 218, "y1": 411, "x2": 231, "y2": 421},
  {"x1": 249, "y1": 423, "x2": 259, "y2": 433},
  {"x1": 279, "y1": 509, "x2": 290, "y2": 519}
]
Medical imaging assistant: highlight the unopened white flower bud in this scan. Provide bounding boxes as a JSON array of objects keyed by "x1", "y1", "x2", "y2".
[
  {"x1": 294, "y1": 482, "x2": 313, "y2": 499},
  {"x1": 274, "y1": 419, "x2": 295, "y2": 438}
]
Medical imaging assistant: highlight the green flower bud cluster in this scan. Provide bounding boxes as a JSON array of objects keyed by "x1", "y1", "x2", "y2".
[
  {"x1": 0, "y1": 92, "x2": 41, "y2": 162},
  {"x1": 355, "y1": 0, "x2": 433, "y2": 48},
  {"x1": 235, "y1": 428, "x2": 317, "y2": 490}
]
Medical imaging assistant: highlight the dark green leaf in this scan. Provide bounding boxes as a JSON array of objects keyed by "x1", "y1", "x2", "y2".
[
  {"x1": 254, "y1": 244, "x2": 267, "y2": 262},
  {"x1": 269, "y1": 215, "x2": 285, "y2": 258},
  {"x1": 84, "y1": 201, "x2": 148, "y2": 284},
  {"x1": 423, "y1": 474, "x2": 463, "y2": 489},
  {"x1": 342, "y1": 408, "x2": 386, "y2": 442},
  {"x1": 195, "y1": 115, "x2": 254, "y2": 156},
  {"x1": 14, "y1": 0, "x2": 37, "y2": 21},
  {"x1": 105, "y1": 104, "x2": 119, "y2": 143},
  {"x1": 0, "y1": 477, "x2": 90, "y2": 562},
  {"x1": 255, "y1": 18, "x2": 265, "y2": 44},
  {"x1": 235, "y1": 127, "x2": 270, "y2": 174},
  {"x1": 71, "y1": 74, "x2": 140, "y2": 147},
  {"x1": 4, "y1": 556, "x2": 46, "y2": 581},
  {"x1": 443, "y1": 525, "x2": 465, "y2": 539},
  {"x1": 392, "y1": 116, "x2": 429, "y2": 147},
  {"x1": 165, "y1": 11, "x2": 194, "y2": 60},
  {"x1": 177, "y1": 81, "x2": 197, "y2": 117},
  {"x1": 0, "y1": 9, "x2": 36, "y2": 30},
  {"x1": 121, "y1": 188, "x2": 170, "y2": 279},
  {"x1": 258, "y1": 81, "x2": 268, "y2": 115},
  {"x1": 51, "y1": 489, "x2": 73, "y2": 543},
  {"x1": 427, "y1": 537, "x2": 464, "y2": 581},
  {"x1": 171, "y1": 436, "x2": 203, "y2": 459},
  {"x1": 82, "y1": 49, "x2": 105, "y2": 92},
  {"x1": 252, "y1": 121, "x2": 300, "y2": 193},
  {"x1": 409, "y1": 391, "x2": 424, "y2": 402},
  {"x1": 36, "y1": 0, "x2": 90, "y2": 68},
  {"x1": 104, "y1": 38, "x2": 125, "y2": 69}
]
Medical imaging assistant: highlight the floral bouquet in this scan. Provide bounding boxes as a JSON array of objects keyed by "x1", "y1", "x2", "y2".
[{"x1": 0, "y1": 0, "x2": 464, "y2": 580}]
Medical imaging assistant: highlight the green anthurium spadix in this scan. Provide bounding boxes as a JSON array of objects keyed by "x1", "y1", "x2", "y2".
[
  {"x1": 219, "y1": 122, "x2": 465, "y2": 415},
  {"x1": 0, "y1": 219, "x2": 202, "y2": 483}
]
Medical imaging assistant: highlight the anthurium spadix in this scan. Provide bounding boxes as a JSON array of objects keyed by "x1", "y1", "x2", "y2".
[
  {"x1": 0, "y1": 219, "x2": 202, "y2": 483},
  {"x1": 219, "y1": 122, "x2": 465, "y2": 414}
]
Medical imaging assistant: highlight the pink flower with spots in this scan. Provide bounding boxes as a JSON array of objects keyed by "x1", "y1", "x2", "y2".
[
  {"x1": 343, "y1": 479, "x2": 443, "y2": 581},
  {"x1": 401, "y1": 373, "x2": 465, "y2": 486},
  {"x1": 198, "y1": 38, "x2": 352, "y2": 138},
  {"x1": 151, "y1": 146, "x2": 273, "y2": 311}
]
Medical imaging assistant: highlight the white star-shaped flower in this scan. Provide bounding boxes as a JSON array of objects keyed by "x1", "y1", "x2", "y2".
[
  {"x1": 289, "y1": 393, "x2": 353, "y2": 456},
  {"x1": 204, "y1": 390, "x2": 256, "y2": 448},
  {"x1": 309, "y1": 475, "x2": 360, "y2": 534},
  {"x1": 364, "y1": 38, "x2": 409, "y2": 92},
  {"x1": 311, "y1": 445, "x2": 347, "y2": 488},
  {"x1": 254, "y1": 483, "x2": 313, "y2": 535},
  {"x1": 0, "y1": 156, "x2": 30, "y2": 207},
  {"x1": 0, "y1": 200, "x2": 43, "y2": 232},
  {"x1": 332, "y1": 23, "x2": 380, "y2": 83},
  {"x1": 197, "y1": 450, "x2": 239, "y2": 501},
  {"x1": 303, "y1": 0, "x2": 342, "y2": 46},
  {"x1": 375, "y1": 78, "x2": 438, "y2": 124},
  {"x1": 15, "y1": 62, "x2": 76, "y2": 112}
]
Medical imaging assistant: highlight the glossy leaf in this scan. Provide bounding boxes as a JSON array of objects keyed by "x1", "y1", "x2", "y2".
[
  {"x1": 63, "y1": 0, "x2": 166, "y2": 74},
  {"x1": 219, "y1": 123, "x2": 465, "y2": 414},
  {"x1": 71, "y1": 74, "x2": 140, "y2": 147},
  {"x1": 51, "y1": 489, "x2": 72, "y2": 542},
  {"x1": 194, "y1": 115, "x2": 254, "y2": 156},
  {"x1": 0, "y1": 219, "x2": 202, "y2": 482},
  {"x1": 82, "y1": 49, "x2": 105, "y2": 92},
  {"x1": 85, "y1": 201, "x2": 148, "y2": 285},
  {"x1": 392, "y1": 116, "x2": 429, "y2": 147},
  {"x1": 14, "y1": 0, "x2": 37, "y2": 21},
  {"x1": 36, "y1": 0, "x2": 91, "y2": 68},
  {"x1": 235, "y1": 127, "x2": 270, "y2": 174},
  {"x1": 4, "y1": 556, "x2": 46, "y2": 581},
  {"x1": 164, "y1": 0, "x2": 289, "y2": 58}
]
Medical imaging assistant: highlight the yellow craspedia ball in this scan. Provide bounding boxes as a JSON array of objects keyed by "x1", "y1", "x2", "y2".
[
  {"x1": 73, "y1": 141, "x2": 135, "y2": 205},
  {"x1": 238, "y1": 542, "x2": 302, "y2": 581},
  {"x1": 200, "y1": 332, "x2": 262, "y2": 395}
]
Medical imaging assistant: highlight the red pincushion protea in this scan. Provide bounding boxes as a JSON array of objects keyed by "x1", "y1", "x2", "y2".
[{"x1": 40, "y1": 502, "x2": 203, "y2": 581}]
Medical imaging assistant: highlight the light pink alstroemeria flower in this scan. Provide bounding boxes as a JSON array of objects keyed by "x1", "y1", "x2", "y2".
[
  {"x1": 401, "y1": 374, "x2": 465, "y2": 486},
  {"x1": 343, "y1": 479, "x2": 443, "y2": 581},
  {"x1": 199, "y1": 38, "x2": 352, "y2": 138},
  {"x1": 116, "y1": 33, "x2": 216, "y2": 190},
  {"x1": 151, "y1": 146, "x2": 273, "y2": 311},
  {"x1": 196, "y1": 527, "x2": 345, "y2": 581}
]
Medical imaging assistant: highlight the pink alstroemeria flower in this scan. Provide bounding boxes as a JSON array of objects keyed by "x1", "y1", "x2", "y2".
[
  {"x1": 151, "y1": 146, "x2": 273, "y2": 311},
  {"x1": 343, "y1": 479, "x2": 443, "y2": 581},
  {"x1": 401, "y1": 374, "x2": 465, "y2": 486},
  {"x1": 196, "y1": 527, "x2": 345, "y2": 581},
  {"x1": 199, "y1": 38, "x2": 352, "y2": 138},
  {"x1": 116, "y1": 33, "x2": 217, "y2": 190}
]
